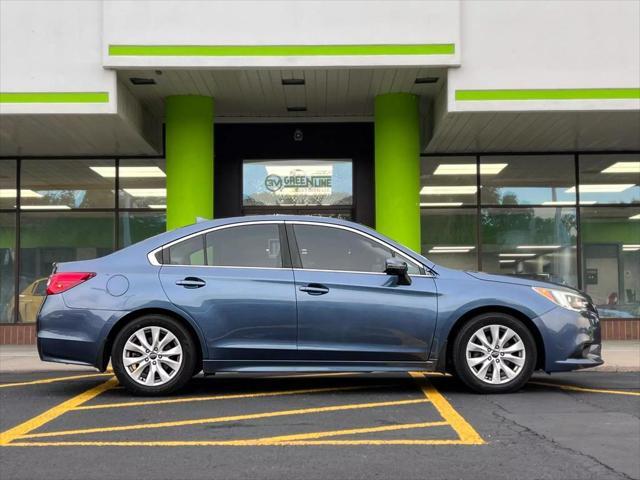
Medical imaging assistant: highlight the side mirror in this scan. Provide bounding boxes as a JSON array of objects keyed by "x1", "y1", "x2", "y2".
[{"x1": 384, "y1": 258, "x2": 412, "y2": 285}]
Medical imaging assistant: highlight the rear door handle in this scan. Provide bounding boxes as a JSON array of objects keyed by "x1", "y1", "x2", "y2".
[
  {"x1": 299, "y1": 283, "x2": 329, "y2": 295},
  {"x1": 175, "y1": 277, "x2": 206, "y2": 289}
]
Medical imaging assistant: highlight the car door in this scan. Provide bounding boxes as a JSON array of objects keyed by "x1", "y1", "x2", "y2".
[
  {"x1": 288, "y1": 221, "x2": 438, "y2": 363},
  {"x1": 159, "y1": 222, "x2": 298, "y2": 361}
]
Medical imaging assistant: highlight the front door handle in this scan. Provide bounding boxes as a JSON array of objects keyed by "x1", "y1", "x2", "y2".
[
  {"x1": 176, "y1": 277, "x2": 206, "y2": 289},
  {"x1": 299, "y1": 283, "x2": 329, "y2": 295}
]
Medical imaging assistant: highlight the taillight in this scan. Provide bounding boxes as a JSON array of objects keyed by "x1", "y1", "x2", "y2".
[{"x1": 46, "y1": 272, "x2": 96, "y2": 295}]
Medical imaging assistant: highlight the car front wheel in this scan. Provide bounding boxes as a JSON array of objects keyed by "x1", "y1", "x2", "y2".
[
  {"x1": 112, "y1": 315, "x2": 196, "y2": 395},
  {"x1": 452, "y1": 313, "x2": 536, "y2": 394}
]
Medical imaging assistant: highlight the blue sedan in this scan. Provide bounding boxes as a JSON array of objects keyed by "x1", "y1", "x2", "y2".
[{"x1": 37, "y1": 216, "x2": 602, "y2": 395}]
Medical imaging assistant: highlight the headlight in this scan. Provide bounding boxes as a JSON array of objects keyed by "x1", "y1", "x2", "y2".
[{"x1": 532, "y1": 286, "x2": 589, "y2": 312}]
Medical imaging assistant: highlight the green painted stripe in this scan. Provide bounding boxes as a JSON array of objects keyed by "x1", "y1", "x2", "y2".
[
  {"x1": 109, "y1": 44, "x2": 455, "y2": 57},
  {"x1": 0, "y1": 92, "x2": 109, "y2": 103},
  {"x1": 456, "y1": 88, "x2": 640, "y2": 101}
]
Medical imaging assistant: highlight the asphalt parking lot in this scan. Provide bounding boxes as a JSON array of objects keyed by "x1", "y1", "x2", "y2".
[{"x1": 0, "y1": 370, "x2": 638, "y2": 480}]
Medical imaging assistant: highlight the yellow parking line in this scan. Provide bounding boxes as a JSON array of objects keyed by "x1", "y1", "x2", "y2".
[
  {"x1": 74, "y1": 383, "x2": 393, "y2": 411},
  {"x1": 247, "y1": 420, "x2": 449, "y2": 443},
  {"x1": 0, "y1": 378, "x2": 118, "y2": 446},
  {"x1": 7, "y1": 438, "x2": 474, "y2": 447},
  {"x1": 19, "y1": 398, "x2": 429, "y2": 440},
  {"x1": 529, "y1": 381, "x2": 640, "y2": 397},
  {"x1": 409, "y1": 372, "x2": 485, "y2": 445},
  {"x1": 0, "y1": 373, "x2": 112, "y2": 389}
]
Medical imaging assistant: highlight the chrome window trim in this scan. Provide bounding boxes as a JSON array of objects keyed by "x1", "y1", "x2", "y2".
[
  {"x1": 293, "y1": 268, "x2": 434, "y2": 278},
  {"x1": 287, "y1": 220, "x2": 428, "y2": 274},
  {"x1": 147, "y1": 220, "x2": 283, "y2": 267}
]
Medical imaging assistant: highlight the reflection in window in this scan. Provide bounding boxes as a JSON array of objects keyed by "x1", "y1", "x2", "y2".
[
  {"x1": 243, "y1": 159, "x2": 353, "y2": 206},
  {"x1": 481, "y1": 155, "x2": 575, "y2": 206},
  {"x1": 21, "y1": 159, "x2": 115, "y2": 209},
  {"x1": 167, "y1": 236, "x2": 205, "y2": 266},
  {"x1": 19, "y1": 212, "x2": 114, "y2": 322},
  {"x1": 579, "y1": 154, "x2": 640, "y2": 204},
  {"x1": 118, "y1": 159, "x2": 167, "y2": 209},
  {"x1": 481, "y1": 207, "x2": 577, "y2": 287},
  {"x1": 581, "y1": 207, "x2": 640, "y2": 318},
  {"x1": 0, "y1": 160, "x2": 17, "y2": 209},
  {"x1": 294, "y1": 224, "x2": 420, "y2": 274},
  {"x1": 421, "y1": 208, "x2": 477, "y2": 271},
  {"x1": 119, "y1": 212, "x2": 166, "y2": 248},
  {"x1": 206, "y1": 224, "x2": 282, "y2": 268},
  {"x1": 420, "y1": 156, "x2": 477, "y2": 207},
  {"x1": 0, "y1": 213, "x2": 16, "y2": 323}
]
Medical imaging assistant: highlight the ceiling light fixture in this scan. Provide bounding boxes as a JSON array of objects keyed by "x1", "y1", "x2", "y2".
[
  {"x1": 414, "y1": 77, "x2": 439, "y2": 84},
  {"x1": 499, "y1": 260, "x2": 516, "y2": 263},
  {"x1": 499, "y1": 253, "x2": 537, "y2": 257},
  {"x1": 629, "y1": 213, "x2": 640, "y2": 220},
  {"x1": 129, "y1": 77, "x2": 156, "y2": 86},
  {"x1": 148, "y1": 204, "x2": 167, "y2": 209},
  {"x1": 20, "y1": 205, "x2": 71, "y2": 210},
  {"x1": 622, "y1": 244, "x2": 640, "y2": 251},
  {"x1": 420, "y1": 202, "x2": 464, "y2": 207},
  {"x1": 123, "y1": 188, "x2": 166, "y2": 197},
  {"x1": 433, "y1": 163, "x2": 507, "y2": 175},
  {"x1": 428, "y1": 249, "x2": 472, "y2": 254},
  {"x1": 420, "y1": 186, "x2": 477, "y2": 195},
  {"x1": 281, "y1": 78, "x2": 305, "y2": 86},
  {"x1": 516, "y1": 245, "x2": 561, "y2": 250},
  {"x1": 431, "y1": 246, "x2": 475, "y2": 250},
  {"x1": 601, "y1": 162, "x2": 640, "y2": 174},
  {"x1": 90, "y1": 166, "x2": 165, "y2": 178},
  {"x1": 566, "y1": 184, "x2": 635, "y2": 193},
  {"x1": 0, "y1": 189, "x2": 43, "y2": 198},
  {"x1": 542, "y1": 200, "x2": 598, "y2": 205}
]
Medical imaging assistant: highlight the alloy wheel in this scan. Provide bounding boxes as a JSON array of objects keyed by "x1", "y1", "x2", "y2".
[
  {"x1": 465, "y1": 324, "x2": 526, "y2": 385},
  {"x1": 122, "y1": 326, "x2": 184, "y2": 386}
]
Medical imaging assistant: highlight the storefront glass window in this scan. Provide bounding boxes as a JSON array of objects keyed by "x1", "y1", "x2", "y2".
[
  {"x1": 481, "y1": 207, "x2": 578, "y2": 287},
  {"x1": 0, "y1": 213, "x2": 16, "y2": 323},
  {"x1": 18, "y1": 212, "x2": 114, "y2": 322},
  {"x1": 119, "y1": 212, "x2": 166, "y2": 248},
  {"x1": 581, "y1": 206, "x2": 640, "y2": 318},
  {"x1": 0, "y1": 160, "x2": 17, "y2": 209},
  {"x1": 420, "y1": 156, "x2": 477, "y2": 207},
  {"x1": 118, "y1": 158, "x2": 167, "y2": 209},
  {"x1": 481, "y1": 155, "x2": 575, "y2": 206},
  {"x1": 242, "y1": 159, "x2": 352, "y2": 206},
  {"x1": 578, "y1": 154, "x2": 640, "y2": 204},
  {"x1": 421, "y1": 208, "x2": 477, "y2": 271},
  {"x1": 21, "y1": 159, "x2": 115, "y2": 209}
]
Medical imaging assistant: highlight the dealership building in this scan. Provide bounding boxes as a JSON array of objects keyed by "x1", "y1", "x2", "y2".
[{"x1": 0, "y1": 0, "x2": 639, "y2": 343}]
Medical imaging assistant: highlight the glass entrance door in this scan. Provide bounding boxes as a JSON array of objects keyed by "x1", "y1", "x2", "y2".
[{"x1": 242, "y1": 159, "x2": 354, "y2": 219}]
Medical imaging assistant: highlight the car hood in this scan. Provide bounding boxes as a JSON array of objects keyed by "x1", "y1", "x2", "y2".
[{"x1": 465, "y1": 271, "x2": 580, "y2": 293}]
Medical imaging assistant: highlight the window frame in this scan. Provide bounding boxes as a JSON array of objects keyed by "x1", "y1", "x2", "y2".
[
  {"x1": 286, "y1": 221, "x2": 427, "y2": 276},
  {"x1": 149, "y1": 220, "x2": 288, "y2": 270}
]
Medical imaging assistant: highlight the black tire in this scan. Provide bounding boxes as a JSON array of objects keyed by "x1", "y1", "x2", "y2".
[
  {"x1": 112, "y1": 314, "x2": 197, "y2": 396},
  {"x1": 452, "y1": 313, "x2": 536, "y2": 394}
]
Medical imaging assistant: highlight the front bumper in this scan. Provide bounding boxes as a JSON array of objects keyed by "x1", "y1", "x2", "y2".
[{"x1": 535, "y1": 305, "x2": 603, "y2": 372}]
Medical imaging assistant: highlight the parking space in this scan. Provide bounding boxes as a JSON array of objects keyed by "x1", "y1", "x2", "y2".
[{"x1": 1, "y1": 371, "x2": 638, "y2": 480}]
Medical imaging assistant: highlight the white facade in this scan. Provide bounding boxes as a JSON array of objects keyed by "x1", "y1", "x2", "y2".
[{"x1": 1, "y1": 0, "x2": 639, "y2": 155}]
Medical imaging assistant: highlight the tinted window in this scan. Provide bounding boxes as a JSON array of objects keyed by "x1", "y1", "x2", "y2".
[
  {"x1": 33, "y1": 280, "x2": 47, "y2": 296},
  {"x1": 294, "y1": 224, "x2": 420, "y2": 274},
  {"x1": 206, "y1": 224, "x2": 282, "y2": 268},
  {"x1": 167, "y1": 235, "x2": 205, "y2": 266}
]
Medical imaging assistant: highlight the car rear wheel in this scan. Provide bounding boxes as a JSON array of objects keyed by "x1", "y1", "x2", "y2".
[
  {"x1": 112, "y1": 315, "x2": 196, "y2": 395},
  {"x1": 452, "y1": 313, "x2": 536, "y2": 394}
]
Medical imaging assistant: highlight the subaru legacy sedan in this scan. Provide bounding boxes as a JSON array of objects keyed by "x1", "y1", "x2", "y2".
[{"x1": 37, "y1": 216, "x2": 602, "y2": 395}]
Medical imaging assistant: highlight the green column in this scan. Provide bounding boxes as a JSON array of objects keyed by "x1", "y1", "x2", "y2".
[
  {"x1": 165, "y1": 95, "x2": 214, "y2": 230},
  {"x1": 374, "y1": 93, "x2": 421, "y2": 251}
]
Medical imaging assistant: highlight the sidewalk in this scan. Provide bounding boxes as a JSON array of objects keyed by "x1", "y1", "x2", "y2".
[{"x1": 1, "y1": 341, "x2": 638, "y2": 374}]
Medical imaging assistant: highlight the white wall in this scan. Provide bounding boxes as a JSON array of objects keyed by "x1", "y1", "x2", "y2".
[
  {"x1": 0, "y1": 0, "x2": 116, "y2": 114},
  {"x1": 448, "y1": 0, "x2": 640, "y2": 112},
  {"x1": 102, "y1": 0, "x2": 460, "y2": 68}
]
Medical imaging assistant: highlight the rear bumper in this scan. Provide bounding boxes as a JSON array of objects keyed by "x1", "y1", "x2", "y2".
[
  {"x1": 37, "y1": 294, "x2": 117, "y2": 369},
  {"x1": 535, "y1": 306, "x2": 603, "y2": 372}
]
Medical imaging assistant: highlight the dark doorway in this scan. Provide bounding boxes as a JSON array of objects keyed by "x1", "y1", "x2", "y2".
[{"x1": 214, "y1": 123, "x2": 374, "y2": 226}]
